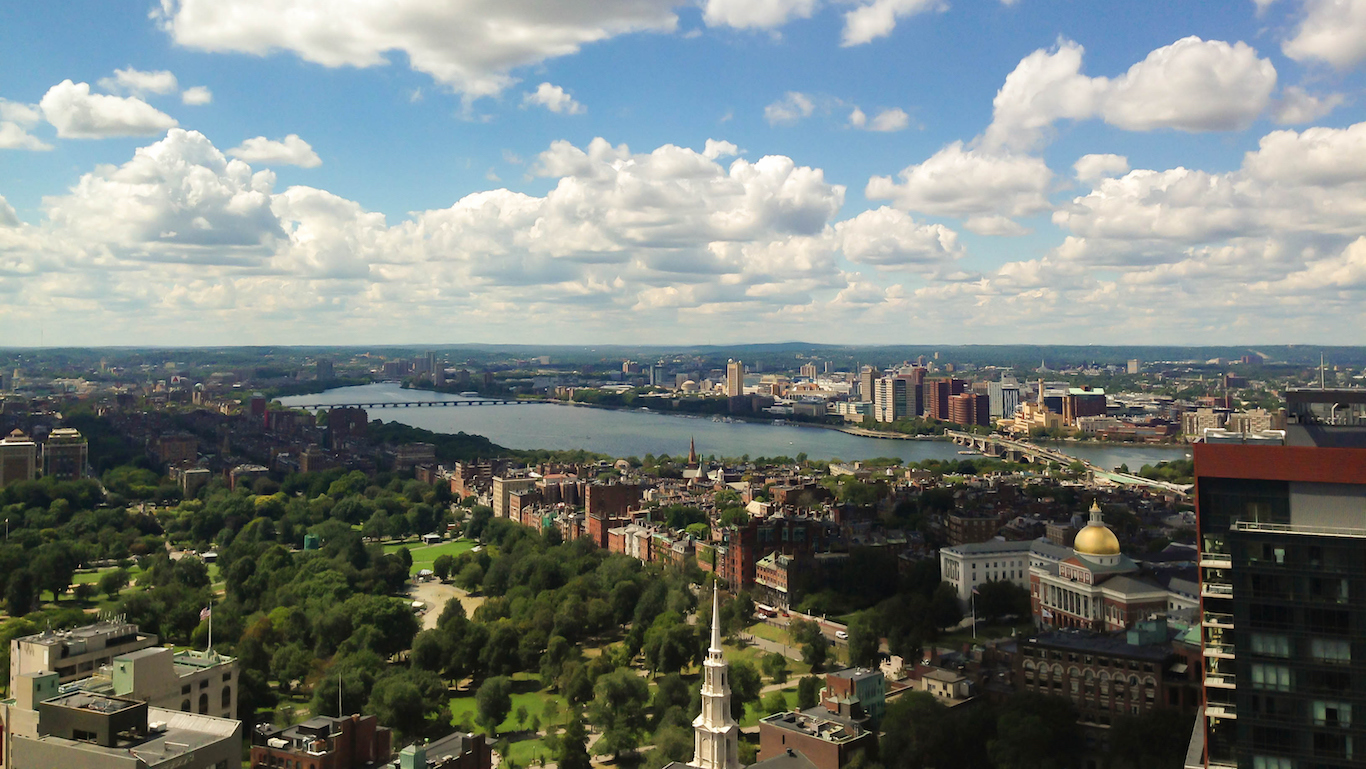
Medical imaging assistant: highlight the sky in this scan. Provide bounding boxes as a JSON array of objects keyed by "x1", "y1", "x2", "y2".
[{"x1": 2, "y1": 0, "x2": 1366, "y2": 347}]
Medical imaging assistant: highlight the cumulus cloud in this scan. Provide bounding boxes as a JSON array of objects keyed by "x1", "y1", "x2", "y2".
[
  {"x1": 835, "y1": 207, "x2": 962, "y2": 268},
  {"x1": 98, "y1": 67, "x2": 179, "y2": 95},
  {"x1": 849, "y1": 107, "x2": 909, "y2": 132},
  {"x1": 181, "y1": 86, "x2": 213, "y2": 105},
  {"x1": 227, "y1": 134, "x2": 322, "y2": 168},
  {"x1": 702, "y1": 0, "x2": 818, "y2": 28},
  {"x1": 0, "y1": 195, "x2": 18, "y2": 227},
  {"x1": 964, "y1": 215, "x2": 1031, "y2": 236},
  {"x1": 866, "y1": 141, "x2": 1053, "y2": 219},
  {"x1": 0, "y1": 101, "x2": 52, "y2": 150},
  {"x1": 522, "y1": 83, "x2": 586, "y2": 115},
  {"x1": 1282, "y1": 0, "x2": 1366, "y2": 69},
  {"x1": 39, "y1": 80, "x2": 179, "y2": 138},
  {"x1": 841, "y1": 0, "x2": 947, "y2": 46},
  {"x1": 984, "y1": 37, "x2": 1277, "y2": 150},
  {"x1": 1242, "y1": 122, "x2": 1366, "y2": 186},
  {"x1": 765, "y1": 92, "x2": 816, "y2": 125},
  {"x1": 1073, "y1": 153, "x2": 1129, "y2": 182},
  {"x1": 1271, "y1": 86, "x2": 1344, "y2": 124},
  {"x1": 153, "y1": 0, "x2": 682, "y2": 98}
]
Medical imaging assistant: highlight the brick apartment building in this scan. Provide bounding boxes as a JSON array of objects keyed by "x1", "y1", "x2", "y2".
[{"x1": 251, "y1": 714, "x2": 391, "y2": 769}]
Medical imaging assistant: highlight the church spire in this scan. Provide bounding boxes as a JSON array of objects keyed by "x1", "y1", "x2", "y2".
[
  {"x1": 688, "y1": 436, "x2": 699, "y2": 466},
  {"x1": 690, "y1": 583, "x2": 739, "y2": 769}
]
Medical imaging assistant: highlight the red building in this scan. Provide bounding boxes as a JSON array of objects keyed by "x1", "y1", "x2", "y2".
[
  {"x1": 947, "y1": 392, "x2": 990, "y2": 427},
  {"x1": 925, "y1": 378, "x2": 966, "y2": 421},
  {"x1": 251, "y1": 714, "x2": 392, "y2": 769},
  {"x1": 585, "y1": 483, "x2": 642, "y2": 547}
]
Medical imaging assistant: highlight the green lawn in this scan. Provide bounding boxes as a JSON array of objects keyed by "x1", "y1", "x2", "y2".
[
  {"x1": 448, "y1": 674, "x2": 565, "y2": 764},
  {"x1": 73, "y1": 565, "x2": 144, "y2": 586},
  {"x1": 723, "y1": 639, "x2": 813, "y2": 678},
  {"x1": 745, "y1": 622, "x2": 790, "y2": 646},
  {"x1": 939, "y1": 621, "x2": 1034, "y2": 646},
  {"x1": 383, "y1": 539, "x2": 478, "y2": 575},
  {"x1": 740, "y1": 688, "x2": 799, "y2": 728}
]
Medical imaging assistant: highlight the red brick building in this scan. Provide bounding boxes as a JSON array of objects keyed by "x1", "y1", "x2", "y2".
[
  {"x1": 585, "y1": 483, "x2": 641, "y2": 547},
  {"x1": 251, "y1": 714, "x2": 392, "y2": 769},
  {"x1": 947, "y1": 393, "x2": 991, "y2": 427},
  {"x1": 924, "y1": 378, "x2": 967, "y2": 421}
]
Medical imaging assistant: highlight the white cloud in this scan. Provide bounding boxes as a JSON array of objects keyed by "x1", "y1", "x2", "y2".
[
  {"x1": 984, "y1": 37, "x2": 1277, "y2": 150},
  {"x1": 1243, "y1": 122, "x2": 1366, "y2": 186},
  {"x1": 97, "y1": 67, "x2": 179, "y2": 95},
  {"x1": 227, "y1": 134, "x2": 322, "y2": 168},
  {"x1": 866, "y1": 141, "x2": 1053, "y2": 219},
  {"x1": 1073, "y1": 153, "x2": 1130, "y2": 182},
  {"x1": 964, "y1": 215, "x2": 1031, "y2": 236},
  {"x1": 153, "y1": 0, "x2": 682, "y2": 98},
  {"x1": 702, "y1": 0, "x2": 818, "y2": 29},
  {"x1": 849, "y1": 106, "x2": 910, "y2": 132},
  {"x1": 181, "y1": 86, "x2": 213, "y2": 105},
  {"x1": 0, "y1": 195, "x2": 18, "y2": 227},
  {"x1": 39, "y1": 80, "x2": 179, "y2": 138},
  {"x1": 841, "y1": 0, "x2": 946, "y2": 47},
  {"x1": 0, "y1": 100, "x2": 42, "y2": 126},
  {"x1": 522, "y1": 83, "x2": 586, "y2": 115},
  {"x1": 1271, "y1": 86, "x2": 1344, "y2": 124},
  {"x1": 0, "y1": 122, "x2": 53, "y2": 151},
  {"x1": 765, "y1": 92, "x2": 816, "y2": 125},
  {"x1": 835, "y1": 206, "x2": 962, "y2": 268},
  {"x1": 1282, "y1": 0, "x2": 1366, "y2": 69},
  {"x1": 848, "y1": 107, "x2": 867, "y2": 128},
  {"x1": 702, "y1": 139, "x2": 740, "y2": 160}
]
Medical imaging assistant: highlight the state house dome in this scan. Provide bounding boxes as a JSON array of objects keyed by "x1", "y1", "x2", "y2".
[{"x1": 1073, "y1": 500, "x2": 1121, "y2": 556}]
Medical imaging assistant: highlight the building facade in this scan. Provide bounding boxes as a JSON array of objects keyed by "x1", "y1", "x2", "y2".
[
  {"x1": 42, "y1": 427, "x2": 87, "y2": 479},
  {"x1": 0, "y1": 429, "x2": 37, "y2": 488},
  {"x1": 939, "y1": 540, "x2": 1035, "y2": 607}
]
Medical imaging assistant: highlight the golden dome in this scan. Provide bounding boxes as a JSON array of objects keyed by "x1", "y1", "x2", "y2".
[{"x1": 1073, "y1": 501, "x2": 1120, "y2": 555}]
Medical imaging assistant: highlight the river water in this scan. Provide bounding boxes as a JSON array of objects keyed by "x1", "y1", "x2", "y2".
[{"x1": 279, "y1": 383, "x2": 1187, "y2": 469}]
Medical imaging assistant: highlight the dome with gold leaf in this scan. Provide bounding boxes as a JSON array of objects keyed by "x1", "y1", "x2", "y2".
[{"x1": 1073, "y1": 500, "x2": 1121, "y2": 556}]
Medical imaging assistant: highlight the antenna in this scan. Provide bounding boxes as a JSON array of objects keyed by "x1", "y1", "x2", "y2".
[{"x1": 1320, "y1": 352, "x2": 1326, "y2": 389}]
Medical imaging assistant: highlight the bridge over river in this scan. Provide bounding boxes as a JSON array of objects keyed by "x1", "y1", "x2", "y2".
[
  {"x1": 944, "y1": 430, "x2": 1192, "y2": 496},
  {"x1": 290, "y1": 398, "x2": 541, "y2": 410}
]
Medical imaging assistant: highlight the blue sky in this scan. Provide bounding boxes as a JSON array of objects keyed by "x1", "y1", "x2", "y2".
[{"x1": 2, "y1": 0, "x2": 1365, "y2": 346}]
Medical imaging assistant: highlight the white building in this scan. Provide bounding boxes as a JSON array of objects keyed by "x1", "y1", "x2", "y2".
[{"x1": 939, "y1": 540, "x2": 1037, "y2": 607}]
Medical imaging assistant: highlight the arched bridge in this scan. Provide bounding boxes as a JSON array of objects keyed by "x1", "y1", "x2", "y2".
[{"x1": 291, "y1": 399, "x2": 541, "y2": 410}]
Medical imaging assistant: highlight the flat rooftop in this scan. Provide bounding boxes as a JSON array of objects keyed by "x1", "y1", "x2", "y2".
[
  {"x1": 45, "y1": 691, "x2": 140, "y2": 715},
  {"x1": 760, "y1": 711, "x2": 864, "y2": 744},
  {"x1": 1023, "y1": 628, "x2": 1174, "y2": 661}
]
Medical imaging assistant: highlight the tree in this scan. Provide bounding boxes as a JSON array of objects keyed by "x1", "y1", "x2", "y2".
[
  {"x1": 796, "y1": 676, "x2": 822, "y2": 710},
  {"x1": 587, "y1": 668, "x2": 650, "y2": 759},
  {"x1": 1108, "y1": 709, "x2": 1197, "y2": 769},
  {"x1": 988, "y1": 693, "x2": 1081, "y2": 769},
  {"x1": 98, "y1": 568, "x2": 129, "y2": 600},
  {"x1": 974, "y1": 581, "x2": 1031, "y2": 623},
  {"x1": 931, "y1": 583, "x2": 964, "y2": 629},
  {"x1": 433, "y1": 554, "x2": 455, "y2": 582},
  {"x1": 881, "y1": 692, "x2": 951, "y2": 769},
  {"x1": 516, "y1": 704, "x2": 529, "y2": 730},
  {"x1": 271, "y1": 643, "x2": 313, "y2": 693},
  {"x1": 556, "y1": 714, "x2": 592, "y2": 769},
  {"x1": 761, "y1": 652, "x2": 789, "y2": 684},
  {"x1": 728, "y1": 659, "x2": 762, "y2": 722},
  {"x1": 6, "y1": 569, "x2": 34, "y2": 616},
  {"x1": 761, "y1": 690, "x2": 788, "y2": 716},
  {"x1": 370, "y1": 670, "x2": 446, "y2": 741},
  {"x1": 847, "y1": 614, "x2": 881, "y2": 668},
  {"x1": 410, "y1": 629, "x2": 446, "y2": 673},
  {"x1": 475, "y1": 676, "x2": 513, "y2": 736}
]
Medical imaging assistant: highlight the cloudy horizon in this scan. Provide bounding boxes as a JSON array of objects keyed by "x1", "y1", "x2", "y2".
[{"x1": 2, "y1": 0, "x2": 1365, "y2": 346}]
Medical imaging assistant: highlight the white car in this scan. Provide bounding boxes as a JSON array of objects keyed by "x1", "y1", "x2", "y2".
[{"x1": 835, "y1": 630, "x2": 848, "y2": 640}]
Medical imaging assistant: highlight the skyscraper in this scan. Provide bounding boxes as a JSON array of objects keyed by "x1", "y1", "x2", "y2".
[
  {"x1": 689, "y1": 586, "x2": 740, "y2": 769},
  {"x1": 859, "y1": 366, "x2": 877, "y2": 403},
  {"x1": 874, "y1": 376, "x2": 910, "y2": 423},
  {"x1": 1189, "y1": 389, "x2": 1366, "y2": 769},
  {"x1": 726, "y1": 360, "x2": 744, "y2": 398}
]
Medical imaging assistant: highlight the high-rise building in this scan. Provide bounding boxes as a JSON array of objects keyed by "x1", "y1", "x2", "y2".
[
  {"x1": 925, "y1": 378, "x2": 966, "y2": 421},
  {"x1": 988, "y1": 381, "x2": 1021, "y2": 419},
  {"x1": 316, "y1": 358, "x2": 334, "y2": 381},
  {"x1": 1188, "y1": 389, "x2": 1366, "y2": 769},
  {"x1": 0, "y1": 429, "x2": 38, "y2": 488},
  {"x1": 947, "y1": 392, "x2": 990, "y2": 427},
  {"x1": 800, "y1": 363, "x2": 818, "y2": 379},
  {"x1": 858, "y1": 366, "x2": 878, "y2": 403},
  {"x1": 42, "y1": 428, "x2": 88, "y2": 480},
  {"x1": 1127, "y1": 358, "x2": 1141, "y2": 375},
  {"x1": 726, "y1": 360, "x2": 744, "y2": 398},
  {"x1": 423, "y1": 351, "x2": 437, "y2": 375},
  {"x1": 874, "y1": 376, "x2": 910, "y2": 423}
]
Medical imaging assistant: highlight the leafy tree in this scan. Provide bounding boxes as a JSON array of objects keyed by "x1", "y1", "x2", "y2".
[
  {"x1": 370, "y1": 669, "x2": 447, "y2": 741},
  {"x1": 761, "y1": 652, "x2": 789, "y2": 684},
  {"x1": 7, "y1": 570, "x2": 36, "y2": 616},
  {"x1": 881, "y1": 692, "x2": 951, "y2": 769},
  {"x1": 847, "y1": 614, "x2": 881, "y2": 668},
  {"x1": 974, "y1": 581, "x2": 1031, "y2": 623},
  {"x1": 475, "y1": 676, "x2": 513, "y2": 736},
  {"x1": 761, "y1": 690, "x2": 788, "y2": 715},
  {"x1": 433, "y1": 554, "x2": 455, "y2": 582},
  {"x1": 796, "y1": 676, "x2": 822, "y2": 710},
  {"x1": 988, "y1": 693, "x2": 1081, "y2": 769},
  {"x1": 556, "y1": 714, "x2": 592, "y2": 769},
  {"x1": 931, "y1": 583, "x2": 964, "y2": 629},
  {"x1": 587, "y1": 668, "x2": 650, "y2": 759},
  {"x1": 270, "y1": 643, "x2": 313, "y2": 693},
  {"x1": 728, "y1": 659, "x2": 762, "y2": 722},
  {"x1": 1108, "y1": 709, "x2": 1197, "y2": 769},
  {"x1": 98, "y1": 568, "x2": 129, "y2": 600},
  {"x1": 410, "y1": 629, "x2": 446, "y2": 673}
]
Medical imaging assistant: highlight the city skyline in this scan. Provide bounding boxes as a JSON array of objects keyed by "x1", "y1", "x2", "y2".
[{"x1": 3, "y1": 1, "x2": 1366, "y2": 345}]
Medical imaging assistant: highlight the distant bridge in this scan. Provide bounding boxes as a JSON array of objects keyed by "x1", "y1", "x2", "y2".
[
  {"x1": 944, "y1": 430, "x2": 1191, "y2": 496},
  {"x1": 291, "y1": 399, "x2": 542, "y2": 410}
]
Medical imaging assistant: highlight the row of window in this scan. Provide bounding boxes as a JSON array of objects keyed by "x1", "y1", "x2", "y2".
[
  {"x1": 1022, "y1": 648, "x2": 1152, "y2": 671},
  {"x1": 1250, "y1": 634, "x2": 1352, "y2": 663}
]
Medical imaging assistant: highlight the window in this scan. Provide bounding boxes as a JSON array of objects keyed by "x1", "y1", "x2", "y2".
[
  {"x1": 182, "y1": 684, "x2": 191, "y2": 695},
  {"x1": 181, "y1": 699, "x2": 190, "y2": 711},
  {"x1": 223, "y1": 672, "x2": 232, "y2": 682},
  {"x1": 222, "y1": 685, "x2": 232, "y2": 707},
  {"x1": 1251, "y1": 634, "x2": 1291, "y2": 658},
  {"x1": 1307, "y1": 609, "x2": 1350, "y2": 635},
  {"x1": 1252, "y1": 757, "x2": 1292, "y2": 769},
  {"x1": 199, "y1": 679, "x2": 209, "y2": 689},
  {"x1": 199, "y1": 693, "x2": 209, "y2": 714},
  {"x1": 1312, "y1": 732, "x2": 1352, "y2": 760},
  {"x1": 1313, "y1": 701, "x2": 1352, "y2": 728},
  {"x1": 1251, "y1": 664, "x2": 1292, "y2": 692},
  {"x1": 1311, "y1": 638, "x2": 1351, "y2": 664}
]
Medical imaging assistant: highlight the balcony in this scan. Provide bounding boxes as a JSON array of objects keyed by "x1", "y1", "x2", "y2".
[
  {"x1": 1202, "y1": 612, "x2": 1234, "y2": 629},
  {"x1": 1199, "y1": 554, "x2": 1232, "y2": 569},
  {"x1": 1204, "y1": 673, "x2": 1236, "y2": 689},
  {"x1": 1205, "y1": 703, "x2": 1237, "y2": 719},
  {"x1": 1203, "y1": 643, "x2": 1235, "y2": 659},
  {"x1": 1201, "y1": 583, "x2": 1233, "y2": 599}
]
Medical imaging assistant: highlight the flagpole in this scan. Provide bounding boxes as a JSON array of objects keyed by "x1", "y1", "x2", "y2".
[
  {"x1": 971, "y1": 591, "x2": 977, "y2": 640},
  {"x1": 208, "y1": 603, "x2": 212, "y2": 652}
]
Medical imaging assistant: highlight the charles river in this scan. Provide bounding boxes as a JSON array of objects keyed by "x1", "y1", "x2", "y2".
[{"x1": 280, "y1": 383, "x2": 1187, "y2": 470}]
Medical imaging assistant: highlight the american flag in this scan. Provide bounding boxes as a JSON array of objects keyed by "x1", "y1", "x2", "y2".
[{"x1": 200, "y1": 607, "x2": 211, "y2": 621}]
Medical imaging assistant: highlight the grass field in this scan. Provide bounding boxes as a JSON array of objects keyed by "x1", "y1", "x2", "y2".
[
  {"x1": 724, "y1": 638, "x2": 813, "y2": 678},
  {"x1": 382, "y1": 539, "x2": 479, "y2": 575},
  {"x1": 448, "y1": 673, "x2": 566, "y2": 765},
  {"x1": 940, "y1": 621, "x2": 1034, "y2": 646},
  {"x1": 73, "y1": 565, "x2": 144, "y2": 586},
  {"x1": 740, "y1": 687, "x2": 799, "y2": 727}
]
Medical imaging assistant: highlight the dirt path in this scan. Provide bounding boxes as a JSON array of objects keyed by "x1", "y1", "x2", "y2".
[{"x1": 407, "y1": 580, "x2": 484, "y2": 629}]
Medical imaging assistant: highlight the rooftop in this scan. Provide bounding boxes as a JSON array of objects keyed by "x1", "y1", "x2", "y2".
[
  {"x1": 45, "y1": 691, "x2": 140, "y2": 715},
  {"x1": 1022, "y1": 627, "x2": 1175, "y2": 661},
  {"x1": 827, "y1": 667, "x2": 882, "y2": 683},
  {"x1": 942, "y1": 539, "x2": 1036, "y2": 556},
  {"x1": 759, "y1": 710, "x2": 865, "y2": 744}
]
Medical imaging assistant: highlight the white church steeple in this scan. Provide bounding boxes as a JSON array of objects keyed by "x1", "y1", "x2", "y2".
[{"x1": 690, "y1": 584, "x2": 740, "y2": 769}]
